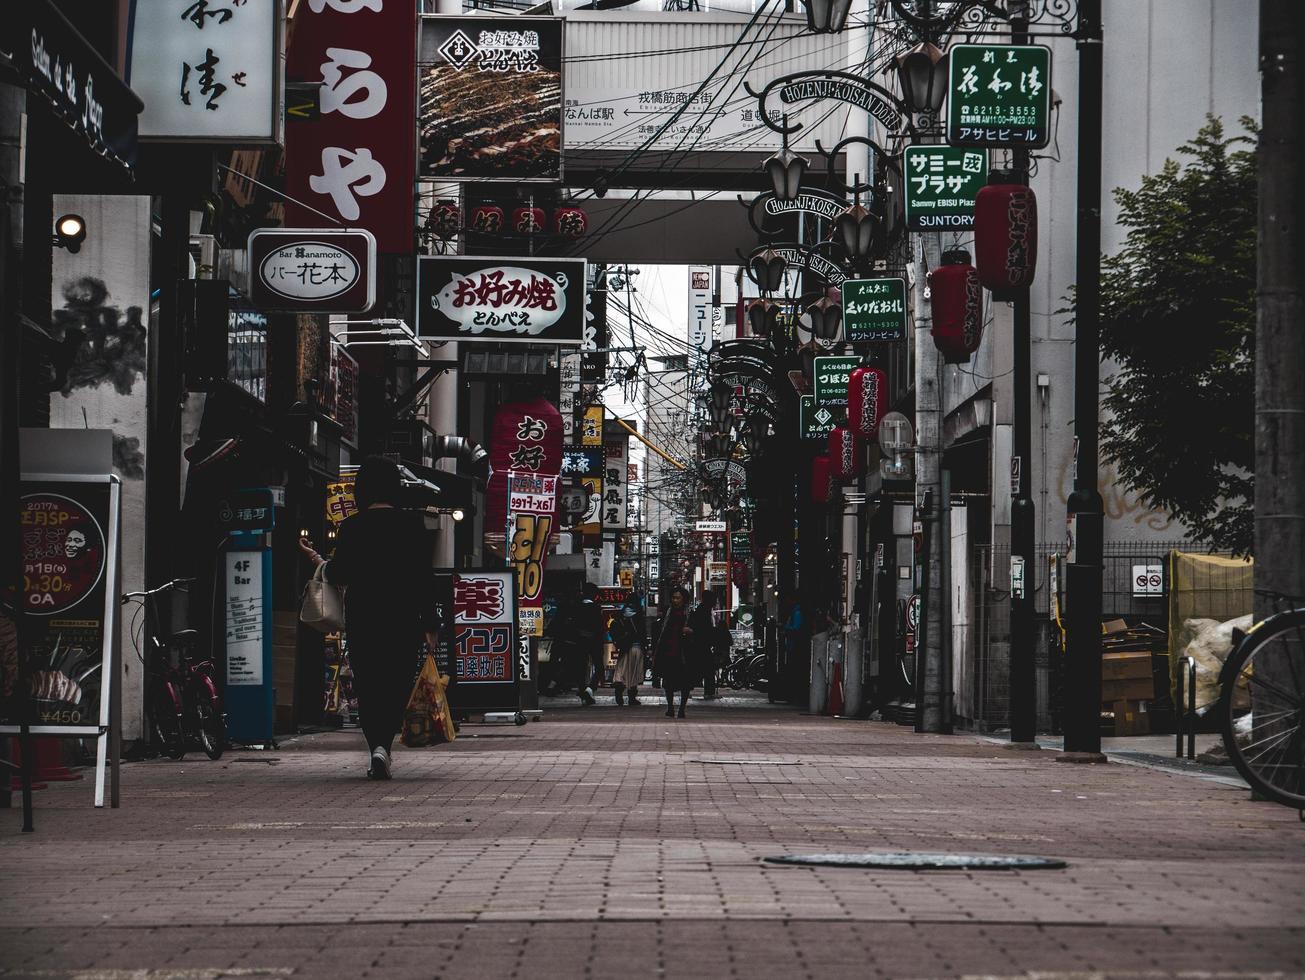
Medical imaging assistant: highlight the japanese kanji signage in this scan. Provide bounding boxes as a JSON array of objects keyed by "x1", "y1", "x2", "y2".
[
  {"x1": 129, "y1": 0, "x2": 281, "y2": 143},
  {"x1": 581, "y1": 405, "x2": 604, "y2": 447},
  {"x1": 561, "y1": 447, "x2": 603, "y2": 477},
  {"x1": 903, "y1": 147, "x2": 987, "y2": 230},
  {"x1": 813, "y1": 356, "x2": 861, "y2": 407},
  {"x1": 248, "y1": 229, "x2": 376, "y2": 312},
  {"x1": 841, "y1": 278, "x2": 907, "y2": 343},
  {"x1": 799, "y1": 395, "x2": 837, "y2": 440},
  {"x1": 284, "y1": 0, "x2": 416, "y2": 253},
  {"x1": 416, "y1": 256, "x2": 587, "y2": 343},
  {"x1": 452, "y1": 571, "x2": 517, "y2": 688},
  {"x1": 217, "y1": 487, "x2": 276, "y2": 535},
  {"x1": 506, "y1": 471, "x2": 558, "y2": 516},
  {"x1": 947, "y1": 44, "x2": 1052, "y2": 149},
  {"x1": 418, "y1": 16, "x2": 563, "y2": 182},
  {"x1": 689, "y1": 265, "x2": 712, "y2": 356},
  {"x1": 603, "y1": 439, "x2": 628, "y2": 530}
]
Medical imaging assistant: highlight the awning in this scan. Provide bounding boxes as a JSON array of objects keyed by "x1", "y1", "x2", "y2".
[
  {"x1": 0, "y1": 1, "x2": 142, "y2": 174},
  {"x1": 399, "y1": 461, "x2": 477, "y2": 512}
]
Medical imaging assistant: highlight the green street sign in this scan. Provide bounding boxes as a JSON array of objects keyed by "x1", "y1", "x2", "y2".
[
  {"x1": 947, "y1": 44, "x2": 1052, "y2": 149},
  {"x1": 903, "y1": 146, "x2": 987, "y2": 231},
  {"x1": 813, "y1": 356, "x2": 861, "y2": 408},
  {"x1": 841, "y1": 278, "x2": 907, "y2": 343},
  {"x1": 799, "y1": 394, "x2": 838, "y2": 440}
]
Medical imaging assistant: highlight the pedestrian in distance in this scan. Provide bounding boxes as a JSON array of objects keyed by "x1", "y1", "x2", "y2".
[
  {"x1": 573, "y1": 581, "x2": 606, "y2": 705},
  {"x1": 653, "y1": 587, "x2": 695, "y2": 718},
  {"x1": 610, "y1": 592, "x2": 646, "y2": 706},
  {"x1": 298, "y1": 456, "x2": 435, "y2": 780},
  {"x1": 688, "y1": 590, "x2": 723, "y2": 700}
]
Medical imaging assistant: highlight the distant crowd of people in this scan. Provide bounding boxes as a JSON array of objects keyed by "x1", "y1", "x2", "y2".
[{"x1": 544, "y1": 583, "x2": 732, "y2": 718}]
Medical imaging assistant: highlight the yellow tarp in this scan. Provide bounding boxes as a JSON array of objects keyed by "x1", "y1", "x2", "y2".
[{"x1": 1167, "y1": 551, "x2": 1253, "y2": 705}]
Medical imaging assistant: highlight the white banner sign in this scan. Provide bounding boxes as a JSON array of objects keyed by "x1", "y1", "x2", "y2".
[
  {"x1": 689, "y1": 265, "x2": 712, "y2": 356},
  {"x1": 602, "y1": 439, "x2": 628, "y2": 529},
  {"x1": 506, "y1": 471, "x2": 558, "y2": 516}
]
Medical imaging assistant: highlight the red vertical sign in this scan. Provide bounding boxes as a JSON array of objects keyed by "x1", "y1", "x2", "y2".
[{"x1": 284, "y1": 0, "x2": 416, "y2": 254}]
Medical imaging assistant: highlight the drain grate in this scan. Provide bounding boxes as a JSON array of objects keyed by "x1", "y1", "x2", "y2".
[{"x1": 763, "y1": 852, "x2": 1066, "y2": 870}]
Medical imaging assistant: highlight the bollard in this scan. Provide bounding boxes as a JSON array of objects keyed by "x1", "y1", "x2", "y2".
[
  {"x1": 1186, "y1": 657, "x2": 1197, "y2": 760},
  {"x1": 1175, "y1": 664, "x2": 1185, "y2": 759}
]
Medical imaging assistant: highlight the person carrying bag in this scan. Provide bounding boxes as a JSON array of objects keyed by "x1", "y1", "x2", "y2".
[{"x1": 610, "y1": 593, "x2": 645, "y2": 706}]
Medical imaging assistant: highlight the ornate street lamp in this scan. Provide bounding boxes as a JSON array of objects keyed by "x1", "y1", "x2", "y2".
[
  {"x1": 801, "y1": 0, "x2": 854, "y2": 34},
  {"x1": 747, "y1": 298, "x2": 779, "y2": 338},
  {"x1": 709, "y1": 384, "x2": 733, "y2": 430},
  {"x1": 894, "y1": 42, "x2": 949, "y2": 125},
  {"x1": 806, "y1": 296, "x2": 842, "y2": 342},
  {"x1": 833, "y1": 200, "x2": 877, "y2": 261},
  {"x1": 749, "y1": 247, "x2": 788, "y2": 293},
  {"x1": 763, "y1": 122, "x2": 808, "y2": 202},
  {"x1": 742, "y1": 422, "x2": 768, "y2": 457}
]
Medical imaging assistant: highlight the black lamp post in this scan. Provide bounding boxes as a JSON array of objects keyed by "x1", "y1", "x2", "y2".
[
  {"x1": 763, "y1": 121, "x2": 808, "y2": 202},
  {"x1": 709, "y1": 384, "x2": 733, "y2": 430},
  {"x1": 747, "y1": 298, "x2": 779, "y2": 338},
  {"x1": 894, "y1": 42, "x2": 949, "y2": 125},
  {"x1": 749, "y1": 247, "x2": 788, "y2": 293},
  {"x1": 801, "y1": 0, "x2": 854, "y2": 33},
  {"x1": 742, "y1": 422, "x2": 769, "y2": 457}
]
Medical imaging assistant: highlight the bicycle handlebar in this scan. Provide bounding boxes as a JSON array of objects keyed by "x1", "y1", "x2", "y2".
[{"x1": 121, "y1": 577, "x2": 196, "y2": 603}]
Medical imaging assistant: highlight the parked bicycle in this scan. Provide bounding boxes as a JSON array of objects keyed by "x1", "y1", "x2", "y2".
[
  {"x1": 721, "y1": 648, "x2": 768, "y2": 691},
  {"x1": 122, "y1": 578, "x2": 225, "y2": 761},
  {"x1": 1217, "y1": 589, "x2": 1305, "y2": 810}
]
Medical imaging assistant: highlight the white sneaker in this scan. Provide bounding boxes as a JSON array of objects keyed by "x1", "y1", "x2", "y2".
[{"x1": 368, "y1": 746, "x2": 391, "y2": 779}]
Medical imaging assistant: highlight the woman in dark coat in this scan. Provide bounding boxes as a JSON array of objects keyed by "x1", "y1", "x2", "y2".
[
  {"x1": 299, "y1": 456, "x2": 434, "y2": 779},
  {"x1": 653, "y1": 587, "x2": 695, "y2": 718}
]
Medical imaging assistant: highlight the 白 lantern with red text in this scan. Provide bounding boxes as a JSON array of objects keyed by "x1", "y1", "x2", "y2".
[
  {"x1": 930, "y1": 249, "x2": 984, "y2": 364},
  {"x1": 554, "y1": 207, "x2": 588, "y2": 239},
  {"x1": 468, "y1": 204, "x2": 504, "y2": 234},
  {"x1": 847, "y1": 366, "x2": 887, "y2": 439},
  {"x1": 485, "y1": 396, "x2": 563, "y2": 536},
  {"x1": 827, "y1": 426, "x2": 863, "y2": 481},
  {"x1": 512, "y1": 206, "x2": 546, "y2": 235},
  {"x1": 811, "y1": 454, "x2": 834, "y2": 504},
  {"x1": 974, "y1": 175, "x2": 1037, "y2": 298}
]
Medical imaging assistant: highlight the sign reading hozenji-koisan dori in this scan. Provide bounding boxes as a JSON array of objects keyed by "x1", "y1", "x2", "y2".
[
  {"x1": 841, "y1": 278, "x2": 907, "y2": 343},
  {"x1": 947, "y1": 44, "x2": 1052, "y2": 149},
  {"x1": 903, "y1": 147, "x2": 987, "y2": 230},
  {"x1": 416, "y1": 256, "x2": 587, "y2": 343}
]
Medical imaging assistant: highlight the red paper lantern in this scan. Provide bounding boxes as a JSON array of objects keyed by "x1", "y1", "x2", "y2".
[
  {"x1": 485, "y1": 396, "x2": 564, "y2": 536},
  {"x1": 811, "y1": 454, "x2": 834, "y2": 504},
  {"x1": 827, "y1": 426, "x2": 863, "y2": 481},
  {"x1": 930, "y1": 249, "x2": 984, "y2": 364},
  {"x1": 974, "y1": 177, "x2": 1037, "y2": 297},
  {"x1": 429, "y1": 200, "x2": 460, "y2": 239},
  {"x1": 468, "y1": 204, "x2": 504, "y2": 234},
  {"x1": 847, "y1": 366, "x2": 887, "y2": 439},
  {"x1": 512, "y1": 206, "x2": 546, "y2": 235},
  {"x1": 554, "y1": 207, "x2": 588, "y2": 238}
]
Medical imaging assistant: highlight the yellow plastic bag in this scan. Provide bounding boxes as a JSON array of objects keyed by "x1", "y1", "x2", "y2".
[{"x1": 402, "y1": 654, "x2": 456, "y2": 747}]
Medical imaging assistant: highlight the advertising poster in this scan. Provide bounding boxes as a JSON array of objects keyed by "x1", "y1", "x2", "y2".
[
  {"x1": 418, "y1": 16, "x2": 563, "y2": 182},
  {"x1": 12, "y1": 484, "x2": 113, "y2": 727},
  {"x1": 452, "y1": 572, "x2": 518, "y2": 691},
  {"x1": 416, "y1": 256, "x2": 587, "y2": 344}
]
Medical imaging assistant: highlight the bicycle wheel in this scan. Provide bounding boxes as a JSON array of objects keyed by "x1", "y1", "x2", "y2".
[
  {"x1": 1219, "y1": 609, "x2": 1305, "y2": 808},
  {"x1": 195, "y1": 698, "x2": 225, "y2": 761},
  {"x1": 153, "y1": 682, "x2": 186, "y2": 761}
]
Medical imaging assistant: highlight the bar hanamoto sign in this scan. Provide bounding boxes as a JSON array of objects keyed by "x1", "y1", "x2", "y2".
[
  {"x1": 841, "y1": 278, "x2": 907, "y2": 343},
  {"x1": 248, "y1": 229, "x2": 376, "y2": 312},
  {"x1": 416, "y1": 256, "x2": 587, "y2": 343},
  {"x1": 903, "y1": 147, "x2": 987, "y2": 230},
  {"x1": 947, "y1": 44, "x2": 1052, "y2": 149}
]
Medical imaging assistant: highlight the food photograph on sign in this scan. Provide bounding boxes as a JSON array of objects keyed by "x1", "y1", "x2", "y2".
[
  {"x1": 417, "y1": 256, "x2": 587, "y2": 343},
  {"x1": 418, "y1": 16, "x2": 563, "y2": 182}
]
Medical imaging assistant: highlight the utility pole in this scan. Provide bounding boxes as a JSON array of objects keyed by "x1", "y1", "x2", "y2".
[
  {"x1": 1255, "y1": 2, "x2": 1305, "y2": 618},
  {"x1": 914, "y1": 230, "x2": 945, "y2": 733},
  {"x1": 1061, "y1": 0, "x2": 1106, "y2": 760},
  {"x1": 1008, "y1": 1, "x2": 1037, "y2": 744}
]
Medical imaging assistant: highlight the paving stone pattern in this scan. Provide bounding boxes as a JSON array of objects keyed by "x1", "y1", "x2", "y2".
[{"x1": 3, "y1": 701, "x2": 1303, "y2": 979}]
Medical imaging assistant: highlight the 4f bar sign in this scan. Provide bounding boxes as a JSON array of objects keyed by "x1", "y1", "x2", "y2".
[
  {"x1": 947, "y1": 44, "x2": 1052, "y2": 149},
  {"x1": 248, "y1": 229, "x2": 377, "y2": 312}
]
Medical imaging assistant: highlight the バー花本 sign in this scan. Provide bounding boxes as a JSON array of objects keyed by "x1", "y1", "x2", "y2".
[
  {"x1": 947, "y1": 44, "x2": 1052, "y2": 149},
  {"x1": 903, "y1": 147, "x2": 987, "y2": 230},
  {"x1": 248, "y1": 229, "x2": 376, "y2": 313},
  {"x1": 813, "y1": 356, "x2": 861, "y2": 407},
  {"x1": 416, "y1": 256, "x2": 587, "y2": 343},
  {"x1": 841, "y1": 279, "x2": 907, "y2": 343}
]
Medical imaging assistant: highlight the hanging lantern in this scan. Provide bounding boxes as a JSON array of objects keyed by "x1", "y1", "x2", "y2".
[
  {"x1": 747, "y1": 298, "x2": 779, "y2": 338},
  {"x1": 763, "y1": 140, "x2": 809, "y2": 202},
  {"x1": 974, "y1": 173, "x2": 1037, "y2": 298},
  {"x1": 930, "y1": 248, "x2": 984, "y2": 364},
  {"x1": 512, "y1": 206, "x2": 546, "y2": 235},
  {"x1": 806, "y1": 296, "x2": 842, "y2": 341},
  {"x1": 847, "y1": 365, "x2": 888, "y2": 439},
  {"x1": 811, "y1": 454, "x2": 834, "y2": 504},
  {"x1": 485, "y1": 397, "x2": 564, "y2": 536},
  {"x1": 554, "y1": 206, "x2": 588, "y2": 238},
  {"x1": 468, "y1": 204, "x2": 504, "y2": 234},
  {"x1": 749, "y1": 247, "x2": 787, "y2": 293},
  {"x1": 827, "y1": 426, "x2": 863, "y2": 481},
  {"x1": 833, "y1": 201, "x2": 877, "y2": 260},
  {"x1": 429, "y1": 200, "x2": 460, "y2": 239}
]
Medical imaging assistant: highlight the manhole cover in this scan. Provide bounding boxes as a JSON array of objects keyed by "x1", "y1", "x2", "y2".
[{"x1": 763, "y1": 852, "x2": 1066, "y2": 870}]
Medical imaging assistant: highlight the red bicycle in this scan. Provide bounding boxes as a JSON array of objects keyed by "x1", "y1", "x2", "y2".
[{"x1": 123, "y1": 578, "x2": 225, "y2": 761}]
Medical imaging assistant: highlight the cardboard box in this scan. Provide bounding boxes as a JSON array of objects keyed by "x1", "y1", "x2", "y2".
[
  {"x1": 1102, "y1": 676, "x2": 1155, "y2": 702},
  {"x1": 1112, "y1": 698, "x2": 1150, "y2": 736},
  {"x1": 1102, "y1": 618, "x2": 1129, "y2": 635},
  {"x1": 1103, "y1": 651, "x2": 1153, "y2": 681}
]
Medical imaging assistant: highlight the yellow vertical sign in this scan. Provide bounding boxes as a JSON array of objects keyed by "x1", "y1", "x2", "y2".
[{"x1": 581, "y1": 406, "x2": 604, "y2": 446}]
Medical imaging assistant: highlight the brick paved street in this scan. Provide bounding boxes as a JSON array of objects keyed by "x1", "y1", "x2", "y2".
[{"x1": 3, "y1": 699, "x2": 1304, "y2": 980}]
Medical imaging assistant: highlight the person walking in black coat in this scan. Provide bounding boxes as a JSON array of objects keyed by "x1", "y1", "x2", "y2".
[
  {"x1": 299, "y1": 456, "x2": 434, "y2": 780},
  {"x1": 687, "y1": 590, "x2": 722, "y2": 699},
  {"x1": 573, "y1": 581, "x2": 606, "y2": 705},
  {"x1": 653, "y1": 587, "x2": 695, "y2": 718}
]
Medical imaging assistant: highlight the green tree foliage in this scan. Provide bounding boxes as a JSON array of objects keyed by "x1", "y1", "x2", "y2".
[{"x1": 1097, "y1": 117, "x2": 1256, "y2": 552}]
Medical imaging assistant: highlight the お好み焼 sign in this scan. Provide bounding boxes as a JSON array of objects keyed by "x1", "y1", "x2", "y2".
[{"x1": 417, "y1": 256, "x2": 587, "y2": 343}]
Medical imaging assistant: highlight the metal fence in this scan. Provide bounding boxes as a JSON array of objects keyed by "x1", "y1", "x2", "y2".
[{"x1": 957, "y1": 540, "x2": 1226, "y2": 733}]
